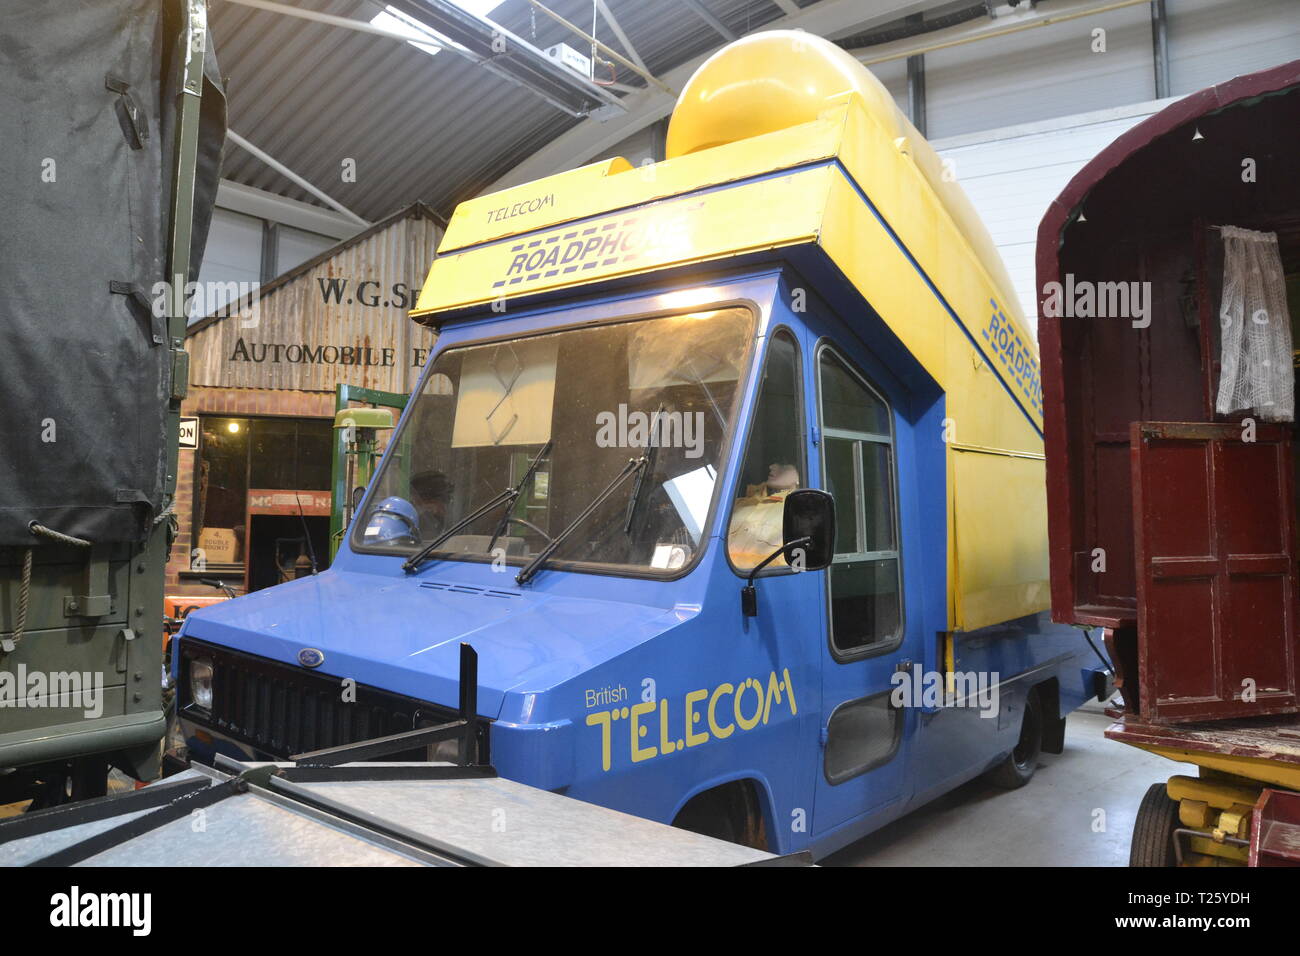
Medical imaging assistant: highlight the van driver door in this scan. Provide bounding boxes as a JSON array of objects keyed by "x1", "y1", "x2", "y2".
[{"x1": 812, "y1": 343, "x2": 913, "y2": 837}]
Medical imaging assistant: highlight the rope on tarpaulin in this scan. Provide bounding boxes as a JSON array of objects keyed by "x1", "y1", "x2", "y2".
[
  {"x1": 1, "y1": 522, "x2": 93, "y2": 655},
  {"x1": 152, "y1": 497, "x2": 179, "y2": 554},
  {"x1": 28, "y1": 521, "x2": 93, "y2": 550}
]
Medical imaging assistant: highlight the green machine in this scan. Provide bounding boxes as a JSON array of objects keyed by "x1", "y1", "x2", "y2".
[
  {"x1": 0, "y1": 1, "x2": 224, "y2": 807},
  {"x1": 330, "y1": 385, "x2": 405, "y2": 560}
]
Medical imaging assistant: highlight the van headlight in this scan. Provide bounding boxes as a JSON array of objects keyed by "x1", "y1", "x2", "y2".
[{"x1": 190, "y1": 657, "x2": 214, "y2": 711}]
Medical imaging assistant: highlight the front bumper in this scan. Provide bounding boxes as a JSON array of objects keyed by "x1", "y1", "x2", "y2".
[{"x1": 0, "y1": 710, "x2": 166, "y2": 771}]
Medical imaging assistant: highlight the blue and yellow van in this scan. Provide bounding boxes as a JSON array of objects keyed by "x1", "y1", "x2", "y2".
[{"x1": 175, "y1": 32, "x2": 1104, "y2": 859}]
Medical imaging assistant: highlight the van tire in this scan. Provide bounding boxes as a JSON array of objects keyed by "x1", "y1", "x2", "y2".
[
  {"x1": 673, "y1": 781, "x2": 767, "y2": 850},
  {"x1": 1130, "y1": 782, "x2": 1179, "y2": 867},
  {"x1": 985, "y1": 689, "x2": 1043, "y2": 790}
]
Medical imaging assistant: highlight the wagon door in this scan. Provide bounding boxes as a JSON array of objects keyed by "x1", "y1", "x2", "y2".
[{"x1": 1131, "y1": 421, "x2": 1299, "y2": 721}]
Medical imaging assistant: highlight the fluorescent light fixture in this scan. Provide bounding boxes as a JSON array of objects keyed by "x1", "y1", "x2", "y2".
[{"x1": 369, "y1": 1, "x2": 505, "y2": 58}]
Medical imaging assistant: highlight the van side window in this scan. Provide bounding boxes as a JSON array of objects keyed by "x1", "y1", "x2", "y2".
[
  {"x1": 818, "y1": 349, "x2": 901, "y2": 652},
  {"x1": 728, "y1": 330, "x2": 804, "y2": 571}
]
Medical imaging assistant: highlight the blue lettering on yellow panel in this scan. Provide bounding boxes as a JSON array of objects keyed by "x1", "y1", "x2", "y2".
[
  {"x1": 492, "y1": 202, "x2": 704, "y2": 290},
  {"x1": 981, "y1": 298, "x2": 1043, "y2": 419}
]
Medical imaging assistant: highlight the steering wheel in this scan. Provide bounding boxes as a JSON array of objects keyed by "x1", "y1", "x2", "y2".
[{"x1": 497, "y1": 516, "x2": 554, "y2": 545}]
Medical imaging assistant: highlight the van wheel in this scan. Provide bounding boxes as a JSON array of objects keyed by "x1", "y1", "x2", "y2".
[
  {"x1": 985, "y1": 690, "x2": 1043, "y2": 789},
  {"x1": 1130, "y1": 782, "x2": 1179, "y2": 867},
  {"x1": 673, "y1": 781, "x2": 767, "y2": 849}
]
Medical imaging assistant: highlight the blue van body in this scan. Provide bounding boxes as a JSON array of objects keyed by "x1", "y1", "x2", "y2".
[{"x1": 176, "y1": 263, "x2": 1102, "y2": 859}]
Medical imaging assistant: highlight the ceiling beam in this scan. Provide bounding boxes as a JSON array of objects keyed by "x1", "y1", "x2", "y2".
[
  {"x1": 219, "y1": 0, "x2": 446, "y2": 48},
  {"x1": 226, "y1": 130, "x2": 371, "y2": 226},
  {"x1": 524, "y1": 0, "x2": 674, "y2": 96},
  {"x1": 678, "y1": 0, "x2": 737, "y2": 42},
  {"x1": 849, "y1": 0, "x2": 1152, "y2": 66},
  {"x1": 596, "y1": 0, "x2": 649, "y2": 76},
  {"x1": 486, "y1": 0, "x2": 935, "y2": 194},
  {"x1": 216, "y1": 180, "x2": 363, "y2": 240},
  {"x1": 387, "y1": 0, "x2": 627, "y2": 116}
]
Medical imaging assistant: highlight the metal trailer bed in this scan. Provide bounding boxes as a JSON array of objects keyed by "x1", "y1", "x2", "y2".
[
  {"x1": 1, "y1": 647, "x2": 802, "y2": 867},
  {"x1": 0, "y1": 757, "x2": 794, "y2": 867},
  {"x1": 1107, "y1": 714, "x2": 1300, "y2": 866}
]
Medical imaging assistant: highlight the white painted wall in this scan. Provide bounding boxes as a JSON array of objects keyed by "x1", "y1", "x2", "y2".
[
  {"x1": 1167, "y1": 0, "x2": 1300, "y2": 95},
  {"x1": 934, "y1": 100, "x2": 1173, "y2": 327},
  {"x1": 925, "y1": 1, "x2": 1155, "y2": 139},
  {"x1": 196, "y1": 207, "x2": 264, "y2": 318},
  {"x1": 197, "y1": 183, "x2": 361, "y2": 321},
  {"x1": 920, "y1": 0, "x2": 1300, "y2": 329}
]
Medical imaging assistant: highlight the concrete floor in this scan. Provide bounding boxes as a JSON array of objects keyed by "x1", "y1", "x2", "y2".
[{"x1": 825, "y1": 705, "x2": 1179, "y2": 866}]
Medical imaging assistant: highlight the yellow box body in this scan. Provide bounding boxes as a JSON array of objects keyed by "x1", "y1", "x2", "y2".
[{"x1": 413, "y1": 90, "x2": 1046, "y2": 632}]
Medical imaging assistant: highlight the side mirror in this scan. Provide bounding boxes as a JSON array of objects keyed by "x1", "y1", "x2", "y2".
[
  {"x1": 782, "y1": 488, "x2": 836, "y2": 572},
  {"x1": 740, "y1": 488, "x2": 837, "y2": 617}
]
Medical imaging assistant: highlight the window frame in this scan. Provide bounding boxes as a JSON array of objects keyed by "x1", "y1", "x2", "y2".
[
  {"x1": 188, "y1": 413, "x2": 333, "y2": 574},
  {"x1": 814, "y1": 340, "x2": 906, "y2": 662},
  {"x1": 348, "y1": 298, "x2": 762, "y2": 583},
  {"x1": 823, "y1": 689, "x2": 904, "y2": 785},
  {"x1": 724, "y1": 325, "x2": 807, "y2": 579}
]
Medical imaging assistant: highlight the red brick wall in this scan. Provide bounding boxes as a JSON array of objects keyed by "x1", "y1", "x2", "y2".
[{"x1": 165, "y1": 386, "x2": 334, "y2": 598}]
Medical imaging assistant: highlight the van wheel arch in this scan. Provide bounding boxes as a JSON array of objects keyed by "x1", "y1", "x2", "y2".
[{"x1": 671, "y1": 778, "x2": 770, "y2": 851}]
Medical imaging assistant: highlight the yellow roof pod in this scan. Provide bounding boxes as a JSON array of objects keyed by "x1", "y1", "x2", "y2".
[
  {"x1": 415, "y1": 32, "x2": 1048, "y2": 632},
  {"x1": 663, "y1": 32, "x2": 1022, "y2": 313}
]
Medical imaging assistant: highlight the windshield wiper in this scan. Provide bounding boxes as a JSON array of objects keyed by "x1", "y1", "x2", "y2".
[
  {"x1": 624, "y1": 404, "x2": 664, "y2": 535},
  {"x1": 516, "y1": 455, "x2": 646, "y2": 586},
  {"x1": 402, "y1": 440, "x2": 552, "y2": 574}
]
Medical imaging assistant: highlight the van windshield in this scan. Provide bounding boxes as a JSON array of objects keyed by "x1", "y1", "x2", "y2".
[{"x1": 353, "y1": 306, "x2": 755, "y2": 576}]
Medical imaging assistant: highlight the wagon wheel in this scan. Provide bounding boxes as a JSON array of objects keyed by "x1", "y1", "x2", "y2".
[{"x1": 1130, "y1": 782, "x2": 1180, "y2": 867}]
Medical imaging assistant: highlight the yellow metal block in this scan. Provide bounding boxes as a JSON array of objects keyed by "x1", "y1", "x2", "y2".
[
  {"x1": 1178, "y1": 798, "x2": 1212, "y2": 829},
  {"x1": 1135, "y1": 743, "x2": 1300, "y2": 791},
  {"x1": 1166, "y1": 773, "x2": 1264, "y2": 811}
]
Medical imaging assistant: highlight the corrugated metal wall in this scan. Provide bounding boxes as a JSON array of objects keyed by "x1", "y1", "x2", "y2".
[
  {"x1": 925, "y1": 2, "x2": 1155, "y2": 140},
  {"x1": 1167, "y1": 0, "x2": 1300, "y2": 95},
  {"x1": 187, "y1": 208, "x2": 441, "y2": 394}
]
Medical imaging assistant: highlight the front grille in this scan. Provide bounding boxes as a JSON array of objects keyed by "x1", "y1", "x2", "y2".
[{"x1": 179, "y1": 638, "x2": 468, "y2": 759}]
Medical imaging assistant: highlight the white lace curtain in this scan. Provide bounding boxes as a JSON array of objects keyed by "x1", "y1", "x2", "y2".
[{"x1": 1216, "y1": 226, "x2": 1294, "y2": 422}]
